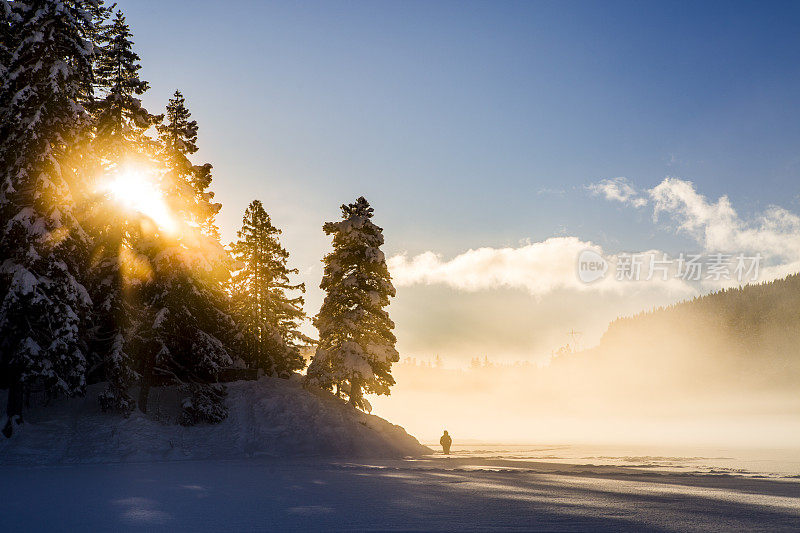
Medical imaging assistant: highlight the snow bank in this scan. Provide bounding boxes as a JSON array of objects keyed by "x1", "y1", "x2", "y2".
[{"x1": 0, "y1": 377, "x2": 431, "y2": 465}]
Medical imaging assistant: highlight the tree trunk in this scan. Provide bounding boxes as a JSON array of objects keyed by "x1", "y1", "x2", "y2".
[
  {"x1": 138, "y1": 351, "x2": 156, "y2": 414},
  {"x1": 3, "y1": 382, "x2": 23, "y2": 438},
  {"x1": 349, "y1": 375, "x2": 362, "y2": 408}
]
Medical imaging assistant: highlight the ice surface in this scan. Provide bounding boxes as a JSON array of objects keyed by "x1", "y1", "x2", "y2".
[
  {"x1": 0, "y1": 456, "x2": 797, "y2": 532},
  {"x1": 3, "y1": 380, "x2": 796, "y2": 530}
]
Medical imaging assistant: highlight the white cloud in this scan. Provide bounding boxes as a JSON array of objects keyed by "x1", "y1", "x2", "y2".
[
  {"x1": 587, "y1": 177, "x2": 648, "y2": 208},
  {"x1": 389, "y1": 178, "x2": 800, "y2": 297},
  {"x1": 389, "y1": 237, "x2": 590, "y2": 295},
  {"x1": 649, "y1": 177, "x2": 800, "y2": 262},
  {"x1": 388, "y1": 237, "x2": 693, "y2": 297}
]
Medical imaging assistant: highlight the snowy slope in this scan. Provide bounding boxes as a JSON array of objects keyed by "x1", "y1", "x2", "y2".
[{"x1": 0, "y1": 377, "x2": 431, "y2": 464}]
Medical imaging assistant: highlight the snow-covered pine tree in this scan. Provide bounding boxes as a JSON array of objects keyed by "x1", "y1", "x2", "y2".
[
  {"x1": 86, "y1": 7, "x2": 162, "y2": 413},
  {"x1": 0, "y1": 0, "x2": 96, "y2": 436},
  {"x1": 134, "y1": 91, "x2": 236, "y2": 424},
  {"x1": 306, "y1": 197, "x2": 399, "y2": 409},
  {"x1": 83, "y1": 0, "x2": 114, "y2": 62},
  {"x1": 230, "y1": 200, "x2": 308, "y2": 377},
  {"x1": 0, "y1": 2, "x2": 17, "y2": 80},
  {"x1": 156, "y1": 90, "x2": 221, "y2": 238},
  {"x1": 135, "y1": 253, "x2": 234, "y2": 425},
  {"x1": 90, "y1": 9, "x2": 160, "y2": 162}
]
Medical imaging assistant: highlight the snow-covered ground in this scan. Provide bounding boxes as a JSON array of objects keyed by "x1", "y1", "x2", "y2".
[
  {"x1": 1, "y1": 380, "x2": 798, "y2": 531},
  {"x1": 0, "y1": 456, "x2": 798, "y2": 531},
  {"x1": 0, "y1": 377, "x2": 429, "y2": 463}
]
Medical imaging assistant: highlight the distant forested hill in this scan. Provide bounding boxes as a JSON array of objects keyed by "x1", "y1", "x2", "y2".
[
  {"x1": 604, "y1": 273, "x2": 800, "y2": 353},
  {"x1": 549, "y1": 274, "x2": 800, "y2": 404}
]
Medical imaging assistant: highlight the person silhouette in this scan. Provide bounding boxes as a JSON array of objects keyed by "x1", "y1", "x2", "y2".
[{"x1": 440, "y1": 430, "x2": 452, "y2": 455}]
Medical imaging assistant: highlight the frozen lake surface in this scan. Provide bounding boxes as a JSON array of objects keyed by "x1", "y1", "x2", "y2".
[
  {"x1": 1, "y1": 452, "x2": 798, "y2": 532},
  {"x1": 1, "y1": 385, "x2": 797, "y2": 531},
  {"x1": 426, "y1": 443, "x2": 800, "y2": 478}
]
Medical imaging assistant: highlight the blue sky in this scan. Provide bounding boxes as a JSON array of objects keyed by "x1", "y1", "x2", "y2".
[{"x1": 123, "y1": 0, "x2": 800, "y2": 362}]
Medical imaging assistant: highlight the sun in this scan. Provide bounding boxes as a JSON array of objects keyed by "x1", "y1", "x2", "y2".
[{"x1": 106, "y1": 167, "x2": 176, "y2": 233}]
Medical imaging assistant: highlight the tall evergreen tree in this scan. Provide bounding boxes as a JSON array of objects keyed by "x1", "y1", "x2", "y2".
[
  {"x1": 157, "y1": 90, "x2": 220, "y2": 238},
  {"x1": 90, "y1": 9, "x2": 159, "y2": 162},
  {"x1": 0, "y1": 2, "x2": 17, "y2": 80},
  {"x1": 86, "y1": 7, "x2": 161, "y2": 413},
  {"x1": 134, "y1": 91, "x2": 235, "y2": 424},
  {"x1": 78, "y1": 0, "x2": 112, "y2": 106},
  {"x1": 231, "y1": 200, "x2": 307, "y2": 377},
  {"x1": 306, "y1": 197, "x2": 399, "y2": 410},
  {"x1": 0, "y1": 0, "x2": 96, "y2": 436}
]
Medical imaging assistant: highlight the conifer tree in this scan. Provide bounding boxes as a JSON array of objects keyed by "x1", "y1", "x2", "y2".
[
  {"x1": 90, "y1": 9, "x2": 160, "y2": 161},
  {"x1": 231, "y1": 200, "x2": 307, "y2": 377},
  {"x1": 157, "y1": 90, "x2": 220, "y2": 237},
  {"x1": 135, "y1": 91, "x2": 235, "y2": 424},
  {"x1": 0, "y1": 2, "x2": 16, "y2": 80},
  {"x1": 0, "y1": 0, "x2": 96, "y2": 435},
  {"x1": 306, "y1": 197, "x2": 399, "y2": 410},
  {"x1": 86, "y1": 6, "x2": 160, "y2": 413},
  {"x1": 84, "y1": 0, "x2": 113, "y2": 41}
]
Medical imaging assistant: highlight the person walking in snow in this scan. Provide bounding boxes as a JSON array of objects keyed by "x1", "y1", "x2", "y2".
[{"x1": 440, "y1": 430, "x2": 452, "y2": 455}]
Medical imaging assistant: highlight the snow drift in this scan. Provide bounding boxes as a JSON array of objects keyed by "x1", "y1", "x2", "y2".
[{"x1": 0, "y1": 377, "x2": 431, "y2": 465}]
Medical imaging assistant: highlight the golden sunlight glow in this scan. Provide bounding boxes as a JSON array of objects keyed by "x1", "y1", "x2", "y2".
[{"x1": 106, "y1": 167, "x2": 176, "y2": 233}]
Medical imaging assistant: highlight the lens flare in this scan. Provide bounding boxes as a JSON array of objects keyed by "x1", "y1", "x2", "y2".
[{"x1": 106, "y1": 167, "x2": 176, "y2": 234}]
